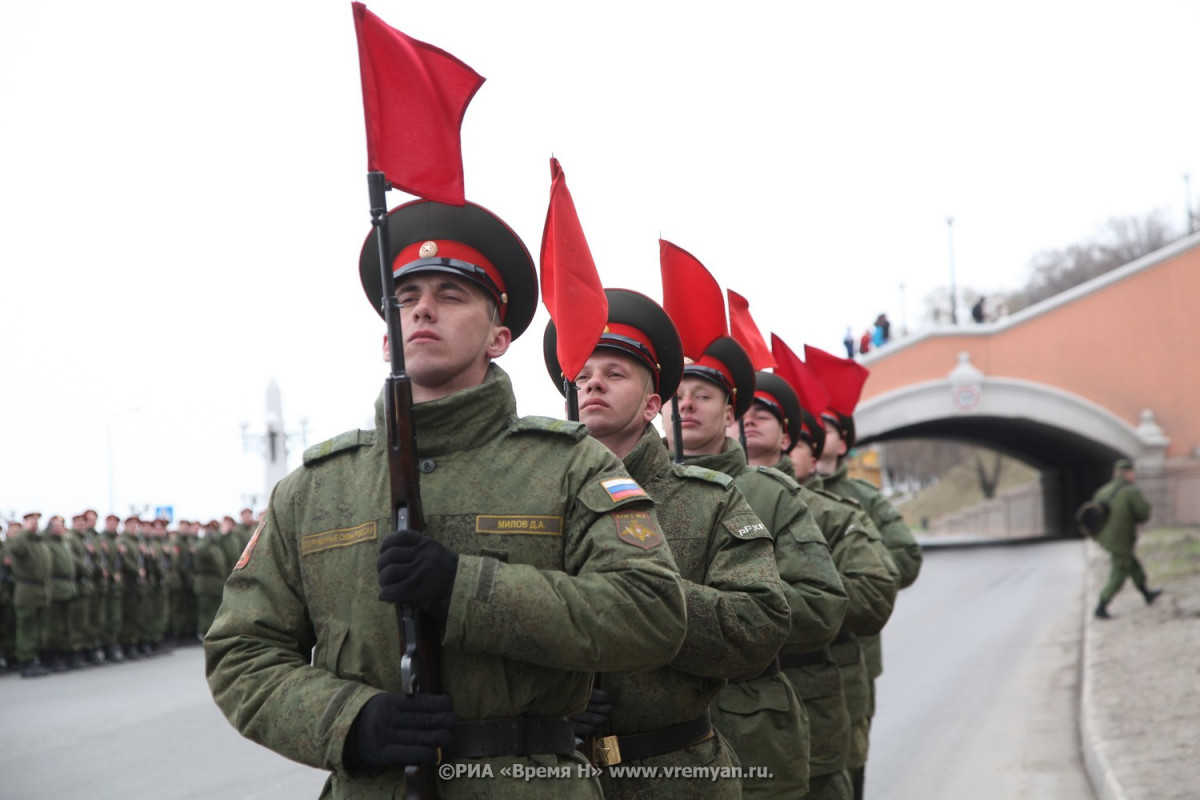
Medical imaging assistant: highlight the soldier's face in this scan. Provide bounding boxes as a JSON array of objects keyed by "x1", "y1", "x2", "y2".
[
  {"x1": 387, "y1": 274, "x2": 511, "y2": 402},
  {"x1": 664, "y1": 377, "x2": 734, "y2": 456},
  {"x1": 735, "y1": 404, "x2": 789, "y2": 463},
  {"x1": 789, "y1": 439, "x2": 815, "y2": 479},
  {"x1": 575, "y1": 351, "x2": 660, "y2": 453}
]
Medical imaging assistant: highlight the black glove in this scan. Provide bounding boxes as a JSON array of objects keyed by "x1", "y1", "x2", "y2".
[
  {"x1": 570, "y1": 688, "x2": 613, "y2": 739},
  {"x1": 347, "y1": 692, "x2": 457, "y2": 767},
  {"x1": 377, "y1": 529, "x2": 459, "y2": 620}
]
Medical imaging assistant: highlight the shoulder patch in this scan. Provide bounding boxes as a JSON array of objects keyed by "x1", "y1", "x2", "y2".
[
  {"x1": 303, "y1": 429, "x2": 376, "y2": 466},
  {"x1": 510, "y1": 415, "x2": 589, "y2": 441},
  {"x1": 671, "y1": 464, "x2": 734, "y2": 489},
  {"x1": 849, "y1": 477, "x2": 881, "y2": 493},
  {"x1": 722, "y1": 512, "x2": 771, "y2": 541},
  {"x1": 813, "y1": 486, "x2": 862, "y2": 508},
  {"x1": 613, "y1": 510, "x2": 663, "y2": 550},
  {"x1": 754, "y1": 465, "x2": 802, "y2": 492}
]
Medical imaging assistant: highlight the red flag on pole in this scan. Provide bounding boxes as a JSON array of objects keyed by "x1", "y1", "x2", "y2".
[
  {"x1": 804, "y1": 344, "x2": 869, "y2": 416},
  {"x1": 539, "y1": 158, "x2": 607, "y2": 382},
  {"x1": 351, "y1": 2, "x2": 484, "y2": 205},
  {"x1": 659, "y1": 240, "x2": 727, "y2": 360},
  {"x1": 727, "y1": 290, "x2": 777, "y2": 371},
  {"x1": 772, "y1": 334, "x2": 832, "y2": 416}
]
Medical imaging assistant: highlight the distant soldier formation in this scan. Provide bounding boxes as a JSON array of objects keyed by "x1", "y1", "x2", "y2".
[{"x1": 0, "y1": 507, "x2": 260, "y2": 678}]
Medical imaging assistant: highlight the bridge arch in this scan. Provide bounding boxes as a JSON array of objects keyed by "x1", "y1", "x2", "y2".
[{"x1": 855, "y1": 353, "x2": 1171, "y2": 536}]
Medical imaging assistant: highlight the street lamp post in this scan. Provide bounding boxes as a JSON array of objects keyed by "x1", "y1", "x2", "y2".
[{"x1": 946, "y1": 216, "x2": 958, "y2": 325}]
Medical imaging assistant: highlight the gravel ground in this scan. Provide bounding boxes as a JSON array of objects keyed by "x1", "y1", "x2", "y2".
[{"x1": 1083, "y1": 527, "x2": 1200, "y2": 800}]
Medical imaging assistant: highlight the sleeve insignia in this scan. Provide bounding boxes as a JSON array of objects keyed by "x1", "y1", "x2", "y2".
[
  {"x1": 234, "y1": 521, "x2": 265, "y2": 570},
  {"x1": 613, "y1": 510, "x2": 663, "y2": 550},
  {"x1": 601, "y1": 477, "x2": 649, "y2": 503}
]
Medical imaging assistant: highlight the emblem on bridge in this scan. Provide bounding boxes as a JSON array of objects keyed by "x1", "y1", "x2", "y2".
[
  {"x1": 948, "y1": 351, "x2": 984, "y2": 414},
  {"x1": 952, "y1": 384, "x2": 981, "y2": 412}
]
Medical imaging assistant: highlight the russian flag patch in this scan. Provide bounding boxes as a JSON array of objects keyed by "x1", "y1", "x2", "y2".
[{"x1": 601, "y1": 477, "x2": 648, "y2": 502}]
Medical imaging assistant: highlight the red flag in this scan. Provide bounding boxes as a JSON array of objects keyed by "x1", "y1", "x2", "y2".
[
  {"x1": 540, "y1": 158, "x2": 607, "y2": 382},
  {"x1": 727, "y1": 290, "x2": 776, "y2": 370},
  {"x1": 772, "y1": 335, "x2": 831, "y2": 416},
  {"x1": 659, "y1": 240, "x2": 727, "y2": 360},
  {"x1": 804, "y1": 344, "x2": 869, "y2": 416},
  {"x1": 351, "y1": 3, "x2": 485, "y2": 205}
]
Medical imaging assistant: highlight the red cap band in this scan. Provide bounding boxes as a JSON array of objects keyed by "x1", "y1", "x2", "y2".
[{"x1": 392, "y1": 239, "x2": 507, "y2": 316}]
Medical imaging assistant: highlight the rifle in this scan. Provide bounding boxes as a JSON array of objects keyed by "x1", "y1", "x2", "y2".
[{"x1": 369, "y1": 172, "x2": 442, "y2": 799}]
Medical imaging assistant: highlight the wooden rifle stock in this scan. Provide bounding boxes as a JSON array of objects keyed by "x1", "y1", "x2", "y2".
[{"x1": 369, "y1": 172, "x2": 442, "y2": 800}]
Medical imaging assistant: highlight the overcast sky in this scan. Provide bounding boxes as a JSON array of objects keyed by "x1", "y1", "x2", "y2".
[{"x1": 2, "y1": 1, "x2": 1197, "y2": 523}]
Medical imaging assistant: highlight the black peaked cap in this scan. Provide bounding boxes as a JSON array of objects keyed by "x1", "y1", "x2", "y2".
[
  {"x1": 359, "y1": 199, "x2": 538, "y2": 340},
  {"x1": 684, "y1": 336, "x2": 755, "y2": 420},
  {"x1": 754, "y1": 371, "x2": 803, "y2": 453},
  {"x1": 543, "y1": 289, "x2": 684, "y2": 401}
]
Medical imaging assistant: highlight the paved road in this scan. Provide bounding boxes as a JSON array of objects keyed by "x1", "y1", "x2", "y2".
[
  {"x1": 868, "y1": 538, "x2": 1095, "y2": 799},
  {"x1": 0, "y1": 645, "x2": 327, "y2": 799},
  {"x1": 3, "y1": 539, "x2": 1096, "y2": 799}
]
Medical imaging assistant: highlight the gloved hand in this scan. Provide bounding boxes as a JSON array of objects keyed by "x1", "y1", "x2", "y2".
[
  {"x1": 347, "y1": 692, "x2": 457, "y2": 767},
  {"x1": 377, "y1": 529, "x2": 459, "y2": 620},
  {"x1": 570, "y1": 688, "x2": 613, "y2": 739}
]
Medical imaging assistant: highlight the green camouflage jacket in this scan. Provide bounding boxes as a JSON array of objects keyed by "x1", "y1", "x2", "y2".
[
  {"x1": 686, "y1": 438, "x2": 848, "y2": 799},
  {"x1": 1094, "y1": 477, "x2": 1151, "y2": 554},
  {"x1": 205, "y1": 367, "x2": 686, "y2": 800},
  {"x1": 596, "y1": 426, "x2": 789, "y2": 798}
]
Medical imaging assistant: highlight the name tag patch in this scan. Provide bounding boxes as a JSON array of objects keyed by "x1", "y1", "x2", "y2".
[
  {"x1": 300, "y1": 521, "x2": 377, "y2": 557},
  {"x1": 613, "y1": 510, "x2": 662, "y2": 550},
  {"x1": 475, "y1": 515, "x2": 564, "y2": 535}
]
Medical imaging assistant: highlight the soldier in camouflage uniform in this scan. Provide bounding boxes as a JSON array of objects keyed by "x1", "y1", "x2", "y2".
[
  {"x1": 170, "y1": 521, "x2": 196, "y2": 645},
  {"x1": 806, "y1": 345, "x2": 922, "y2": 800},
  {"x1": 67, "y1": 514, "x2": 101, "y2": 665},
  {"x1": 81, "y1": 510, "x2": 111, "y2": 664},
  {"x1": 0, "y1": 521, "x2": 17, "y2": 673},
  {"x1": 1093, "y1": 458, "x2": 1161, "y2": 618},
  {"x1": 545, "y1": 290, "x2": 791, "y2": 798},
  {"x1": 98, "y1": 514, "x2": 125, "y2": 662},
  {"x1": 194, "y1": 520, "x2": 229, "y2": 638},
  {"x1": 662, "y1": 337, "x2": 849, "y2": 799},
  {"x1": 216, "y1": 517, "x2": 242, "y2": 585},
  {"x1": 10, "y1": 513, "x2": 52, "y2": 677},
  {"x1": 233, "y1": 508, "x2": 256, "y2": 554},
  {"x1": 45, "y1": 516, "x2": 81, "y2": 671},
  {"x1": 740, "y1": 374, "x2": 898, "y2": 800},
  {"x1": 118, "y1": 516, "x2": 147, "y2": 659},
  {"x1": 206, "y1": 199, "x2": 687, "y2": 800}
]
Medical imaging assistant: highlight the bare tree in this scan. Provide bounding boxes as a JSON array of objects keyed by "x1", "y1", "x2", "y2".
[
  {"x1": 1004, "y1": 211, "x2": 1176, "y2": 313},
  {"x1": 975, "y1": 451, "x2": 1003, "y2": 499}
]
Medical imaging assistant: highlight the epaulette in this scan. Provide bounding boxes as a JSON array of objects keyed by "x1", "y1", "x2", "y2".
[
  {"x1": 813, "y1": 486, "x2": 862, "y2": 508},
  {"x1": 849, "y1": 477, "x2": 882, "y2": 493},
  {"x1": 303, "y1": 429, "x2": 376, "y2": 466},
  {"x1": 509, "y1": 415, "x2": 589, "y2": 442},
  {"x1": 753, "y1": 465, "x2": 802, "y2": 491},
  {"x1": 671, "y1": 463, "x2": 734, "y2": 489}
]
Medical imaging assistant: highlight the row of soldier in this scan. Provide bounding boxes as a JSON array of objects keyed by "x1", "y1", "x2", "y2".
[
  {"x1": 203, "y1": 199, "x2": 924, "y2": 800},
  {"x1": 0, "y1": 508, "x2": 258, "y2": 677}
]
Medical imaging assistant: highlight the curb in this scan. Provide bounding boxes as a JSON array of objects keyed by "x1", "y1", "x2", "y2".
[{"x1": 1079, "y1": 539, "x2": 1129, "y2": 800}]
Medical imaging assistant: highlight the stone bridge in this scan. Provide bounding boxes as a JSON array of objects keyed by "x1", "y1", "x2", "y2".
[{"x1": 856, "y1": 232, "x2": 1200, "y2": 535}]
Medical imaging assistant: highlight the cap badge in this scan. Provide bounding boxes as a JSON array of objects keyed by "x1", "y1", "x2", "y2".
[{"x1": 418, "y1": 240, "x2": 439, "y2": 258}]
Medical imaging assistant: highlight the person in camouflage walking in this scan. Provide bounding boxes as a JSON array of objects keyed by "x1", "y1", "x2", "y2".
[{"x1": 1093, "y1": 458, "x2": 1161, "y2": 618}]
